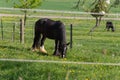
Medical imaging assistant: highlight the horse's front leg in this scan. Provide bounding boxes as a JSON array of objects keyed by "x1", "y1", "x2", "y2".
[
  {"x1": 53, "y1": 40, "x2": 60, "y2": 56},
  {"x1": 32, "y1": 31, "x2": 41, "y2": 51},
  {"x1": 39, "y1": 35, "x2": 47, "y2": 53}
]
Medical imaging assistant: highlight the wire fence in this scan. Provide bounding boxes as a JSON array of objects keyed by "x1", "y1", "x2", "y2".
[
  {"x1": 0, "y1": 9, "x2": 120, "y2": 44},
  {"x1": 0, "y1": 8, "x2": 120, "y2": 64},
  {"x1": 0, "y1": 7, "x2": 120, "y2": 20},
  {"x1": 0, "y1": 8, "x2": 120, "y2": 80},
  {"x1": 0, "y1": 58, "x2": 120, "y2": 66}
]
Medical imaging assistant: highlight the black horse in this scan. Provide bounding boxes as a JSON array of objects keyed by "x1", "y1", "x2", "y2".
[
  {"x1": 105, "y1": 21, "x2": 115, "y2": 32},
  {"x1": 32, "y1": 18, "x2": 69, "y2": 58}
]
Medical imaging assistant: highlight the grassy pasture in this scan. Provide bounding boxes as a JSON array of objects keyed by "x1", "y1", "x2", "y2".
[
  {"x1": 0, "y1": 16, "x2": 120, "y2": 79},
  {"x1": 0, "y1": 0, "x2": 120, "y2": 12},
  {"x1": 0, "y1": 0, "x2": 120, "y2": 80}
]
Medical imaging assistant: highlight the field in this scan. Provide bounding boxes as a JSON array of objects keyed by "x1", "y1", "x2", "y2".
[
  {"x1": 0, "y1": 0, "x2": 120, "y2": 80},
  {"x1": 0, "y1": 0, "x2": 120, "y2": 12}
]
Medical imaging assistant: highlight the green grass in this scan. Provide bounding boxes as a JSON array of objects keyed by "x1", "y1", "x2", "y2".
[
  {"x1": 0, "y1": 61, "x2": 120, "y2": 80},
  {"x1": 0, "y1": 17, "x2": 120, "y2": 79},
  {"x1": 0, "y1": 0, "x2": 120, "y2": 79},
  {"x1": 0, "y1": 0, "x2": 120, "y2": 12}
]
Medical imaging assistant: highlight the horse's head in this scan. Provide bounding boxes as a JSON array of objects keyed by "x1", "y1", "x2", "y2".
[{"x1": 59, "y1": 42, "x2": 70, "y2": 58}]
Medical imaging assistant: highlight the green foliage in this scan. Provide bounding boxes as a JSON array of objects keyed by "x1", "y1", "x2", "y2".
[
  {"x1": 91, "y1": 0, "x2": 108, "y2": 12},
  {"x1": 14, "y1": 0, "x2": 42, "y2": 9},
  {"x1": 12, "y1": 0, "x2": 42, "y2": 26},
  {"x1": 112, "y1": 0, "x2": 120, "y2": 7},
  {"x1": 75, "y1": 0, "x2": 120, "y2": 13}
]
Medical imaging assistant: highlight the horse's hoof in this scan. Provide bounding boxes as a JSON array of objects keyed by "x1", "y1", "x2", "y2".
[
  {"x1": 39, "y1": 46, "x2": 47, "y2": 53},
  {"x1": 39, "y1": 48, "x2": 47, "y2": 53},
  {"x1": 40, "y1": 50, "x2": 47, "y2": 53},
  {"x1": 62, "y1": 55, "x2": 65, "y2": 58}
]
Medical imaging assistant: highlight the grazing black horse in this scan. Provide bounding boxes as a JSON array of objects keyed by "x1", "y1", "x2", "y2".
[
  {"x1": 32, "y1": 18, "x2": 69, "y2": 58},
  {"x1": 105, "y1": 21, "x2": 115, "y2": 32}
]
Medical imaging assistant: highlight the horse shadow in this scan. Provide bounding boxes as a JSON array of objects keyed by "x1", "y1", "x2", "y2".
[
  {"x1": 36, "y1": 51, "x2": 49, "y2": 56},
  {"x1": 0, "y1": 45, "x2": 52, "y2": 57}
]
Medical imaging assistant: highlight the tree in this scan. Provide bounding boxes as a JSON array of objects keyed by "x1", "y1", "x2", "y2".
[
  {"x1": 8, "y1": 0, "x2": 42, "y2": 26},
  {"x1": 74, "y1": 0, "x2": 120, "y2": 33}
]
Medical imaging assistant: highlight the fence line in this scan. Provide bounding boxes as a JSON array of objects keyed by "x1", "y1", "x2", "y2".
[
  {"x1": 0, "y1": 58, "x2": 120, "y2": 66},
  {"x1": 0, "y1": 7, "x2": 120, "y2": 20},
  {"x1": 1, "y1": 20, "x2": 120, "y2": 44},
  {"x1": 0, "y1": 7, "x2": 120, "y2": 16},
  {"x1": 0, "y1": 18, "x2": 25, "y2": 42},
  {"x1": 0, "y1": 13, "x2": 120, "y2": 20},
  {"x1": 0, "y1": 8, "x2": 120, "y2": 67}
]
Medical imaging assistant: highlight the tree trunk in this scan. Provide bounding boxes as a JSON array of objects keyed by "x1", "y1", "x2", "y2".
[
  {"x1": 24, "y1": 11, "x2": 27, "y2": 26},
  {"x1": 89, "y1": 16, "x2": 102, "y2": 34}
]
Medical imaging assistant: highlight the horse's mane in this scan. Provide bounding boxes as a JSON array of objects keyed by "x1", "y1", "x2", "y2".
[{"x1": 40, "y1": 18, "x2": 48, "y2": 25}]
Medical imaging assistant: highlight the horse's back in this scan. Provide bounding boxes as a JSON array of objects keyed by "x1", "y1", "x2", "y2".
[{"x1": 35, "y1": 18, "x2": 65, "y2": 39}]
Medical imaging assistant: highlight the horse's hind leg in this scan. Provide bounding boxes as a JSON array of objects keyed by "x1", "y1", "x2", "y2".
[
  {"x1": 39, "y1": 35, "x2": 47, "y2": 53},
  {"x1": 32, "y1": 30, "x2": 41, "y2": 51}
]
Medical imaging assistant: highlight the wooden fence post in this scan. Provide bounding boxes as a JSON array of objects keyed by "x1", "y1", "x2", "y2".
[
  {"x1": 20, "y1": 19, "x2": 24, "y2": 44},
  {"x1": 12, "y1": 23, "x2": 16, "y2": 42},
  {"x1": 0, "y1": 19, "x2": 3, "y2": 40},
  {"x1": 70, "y1": 24, "x2": 73, "y2": 49}
]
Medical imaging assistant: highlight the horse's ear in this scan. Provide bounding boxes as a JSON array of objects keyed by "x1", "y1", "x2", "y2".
[{"x1": 66, "y1": 42, "x2": 70, "y2": 46}]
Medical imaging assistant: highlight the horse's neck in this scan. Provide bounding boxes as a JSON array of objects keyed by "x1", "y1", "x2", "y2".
[
  {"x1": 60, "y1": 29, "x2": 67, "y2": 44},
  {"x1": 59, "y1": 37, "x2": 66, "y2": 46}
]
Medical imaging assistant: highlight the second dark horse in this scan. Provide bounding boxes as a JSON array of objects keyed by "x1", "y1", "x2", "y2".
[{"x1": 32, "y1": 18, "x2": 69, "y2": 58}]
